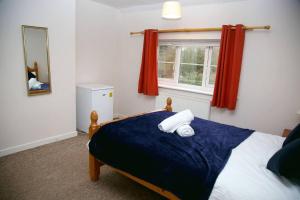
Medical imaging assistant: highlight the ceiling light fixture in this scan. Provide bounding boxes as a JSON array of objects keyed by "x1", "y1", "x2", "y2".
[{"x1": 162, "y1": 1, "x2": 182, "y2": 20}]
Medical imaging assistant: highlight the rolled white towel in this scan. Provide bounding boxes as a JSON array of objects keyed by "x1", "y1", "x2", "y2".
[
  {"x1": 158, "y1": 109, "x2": 194, "y2": 133},
  {"x1": 176, "y1": 125, "x2": 195, "y2": 137},
  {"x1": 28, "y1": 78, "x2": 43, "y2": 89}
]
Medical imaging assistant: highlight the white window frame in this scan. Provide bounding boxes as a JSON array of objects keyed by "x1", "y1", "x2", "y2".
[{"x1": 158, "y1": 40, "x2": 220, "y2": 95}]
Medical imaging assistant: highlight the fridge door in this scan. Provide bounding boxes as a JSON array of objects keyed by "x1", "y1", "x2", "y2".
[{"x1": 92, "y1": 89, "x2": 113, "y2": 123}]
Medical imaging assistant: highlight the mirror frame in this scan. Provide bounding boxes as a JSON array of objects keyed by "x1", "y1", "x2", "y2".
[{"x1": 22, "y1": 25, "x2": 52, "y2": 96}]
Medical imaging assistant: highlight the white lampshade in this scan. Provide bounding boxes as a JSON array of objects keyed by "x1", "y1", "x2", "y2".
[{"x1": 162, "y1": 1, "x2": 182, "y2": 20}]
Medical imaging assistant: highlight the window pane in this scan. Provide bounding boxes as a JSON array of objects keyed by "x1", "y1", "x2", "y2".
[
  {"x1": 211, "y1": 47, "x2": 220, "y2": 65},
  {"x1": 158, "y1": 62, "x2": 174, "y2": 79},
  {"x1": 180, "y1": 47, "x2": 205, "y2": 64},
  {"x1": 159, "y1": 45, "x2": 176, "y2": 62},
  {"x1": 179, "y1": 64, "x2": 203, "y2": 86},
  {"x1": 209, "y1": 66, "x2": 217, "y2": 85}
]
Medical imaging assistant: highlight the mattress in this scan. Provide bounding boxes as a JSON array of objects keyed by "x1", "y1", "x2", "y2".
[
  {"x1": 89, "y1": 111, "x2": 253, "y2": 199},
  {"x1": 209, "y1": 132, "x2": 300, "y2": 200}
]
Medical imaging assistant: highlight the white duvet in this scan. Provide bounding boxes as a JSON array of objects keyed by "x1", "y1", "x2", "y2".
[{"x1": 209, "y1": 132, "x2": 300, "y2": 200}]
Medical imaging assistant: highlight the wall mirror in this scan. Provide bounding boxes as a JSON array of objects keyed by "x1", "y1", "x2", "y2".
[{"x1": 22, "y1": 25, "x2": 51, "y2": 96}]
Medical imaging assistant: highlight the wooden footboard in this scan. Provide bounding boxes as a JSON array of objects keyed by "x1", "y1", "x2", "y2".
[{"x1": 88, "y1": 97, "x2": 179, "y2": 200}]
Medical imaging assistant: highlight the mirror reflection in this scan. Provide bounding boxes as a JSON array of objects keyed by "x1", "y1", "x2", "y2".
[{"x1": 22, "y1": 25, "x2": 51, "y2": 96}]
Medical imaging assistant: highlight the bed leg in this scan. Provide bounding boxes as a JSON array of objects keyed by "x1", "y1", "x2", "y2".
[
  {"x1": 88, "y1": 111, "x2": 101, "y2": 181},
  {"x1": 89, "y1": 154, "x2": 100, "y2": 181}
]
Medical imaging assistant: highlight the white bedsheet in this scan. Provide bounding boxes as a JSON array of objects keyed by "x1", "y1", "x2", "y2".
[{"x1": 209, "y1": 132, "x2": 300, "y2": 200}]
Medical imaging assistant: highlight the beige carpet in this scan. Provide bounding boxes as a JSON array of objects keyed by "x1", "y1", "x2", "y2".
[{"x1": 0, "y1": 134, "x2": 164, "y2": 200}]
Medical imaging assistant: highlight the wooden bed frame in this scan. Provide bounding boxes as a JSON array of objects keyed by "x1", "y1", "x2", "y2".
[{"x1": 88, "y1": 97, "x2": 180, "y2": 200}]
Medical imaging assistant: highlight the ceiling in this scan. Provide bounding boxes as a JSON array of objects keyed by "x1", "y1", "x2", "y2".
[
  {"x1": 94, "y1": 0, "x2": 165, "y2": 8},
  {"x1": 93, "y1": 0, "x2": 243, "y2": 9}
]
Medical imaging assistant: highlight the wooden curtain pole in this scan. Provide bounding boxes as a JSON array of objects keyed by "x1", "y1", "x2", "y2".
[{"x1": 130, "y1": 25, "x2": 271, "y2": 35}]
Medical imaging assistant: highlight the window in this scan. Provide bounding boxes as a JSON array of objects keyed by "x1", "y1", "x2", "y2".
[{"x1": 158, "y1": 41, "x2": 220, "y2": 94}]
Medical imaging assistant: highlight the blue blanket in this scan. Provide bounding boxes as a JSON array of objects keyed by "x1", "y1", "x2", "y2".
[
  {"x1": 30, "y1": 83, "x2": 49, "y2": 91},
  {"x1": 89, "y1": 111, "x2": 253, "y2": 199}
]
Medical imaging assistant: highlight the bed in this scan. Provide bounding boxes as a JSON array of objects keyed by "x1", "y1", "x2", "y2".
[
  {"x1": 87, "y1": 98, "x2": 300, "y2": 200},
  {"x1": 26, "y1": 61, "x2": 50, "y2": 94}
]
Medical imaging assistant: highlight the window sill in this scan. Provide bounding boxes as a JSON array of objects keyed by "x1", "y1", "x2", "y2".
[{"x1": 158, "y1": 84, "x2": 213, "y2": 96}]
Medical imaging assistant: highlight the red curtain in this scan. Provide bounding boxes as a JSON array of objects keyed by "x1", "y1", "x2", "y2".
[
  {"x1": 211, "y1": 24, "x2": 245, "y2": 110},
  {"x1": 138, "y1": 29, "x2": 159, "y2": 96}
]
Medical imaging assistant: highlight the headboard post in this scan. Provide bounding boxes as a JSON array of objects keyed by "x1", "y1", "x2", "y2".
[
  {"x1": 89, "y1": 111, "x2": 100, "y2": 139},
  {"x1": 88, "y1": 111, "x2": 101, "y2": 181},
  {"x1": 27, "y1": 61, "x2": 40, "y2": 81},
  {"x1": 33, "y1": 61, "x2": 39, "y2": 80},
  {"x1": 165, "y1": 97, "x2": 173, "y2": 112}
]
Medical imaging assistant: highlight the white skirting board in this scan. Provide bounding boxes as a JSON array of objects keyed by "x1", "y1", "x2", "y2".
[
  {"x1": 0, "y1": 131, "x2": 78, "y2": 157},
  {"x1": 155, "y1": 88, "x2": 212, "y2": 120}
]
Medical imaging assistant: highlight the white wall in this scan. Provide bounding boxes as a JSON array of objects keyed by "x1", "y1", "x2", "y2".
[
  {"x1": 0, "y1": 0, "x2": 76, "y2": 155},
  {"x1": 115, "y1": 0, "x2": 300, "y2": 135},
  {"x1": 76, "y1": 0, "x2": 121, "y2": 114}
]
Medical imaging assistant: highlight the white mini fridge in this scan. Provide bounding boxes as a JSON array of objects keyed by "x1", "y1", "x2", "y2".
[{"x1": 76, "y1": 83, "x2": 114, "y2": 133}]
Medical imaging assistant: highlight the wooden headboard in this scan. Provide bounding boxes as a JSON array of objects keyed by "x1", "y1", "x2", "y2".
[{"x1": 27, "y1": 61, "x2": 39, "y2": 81}]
